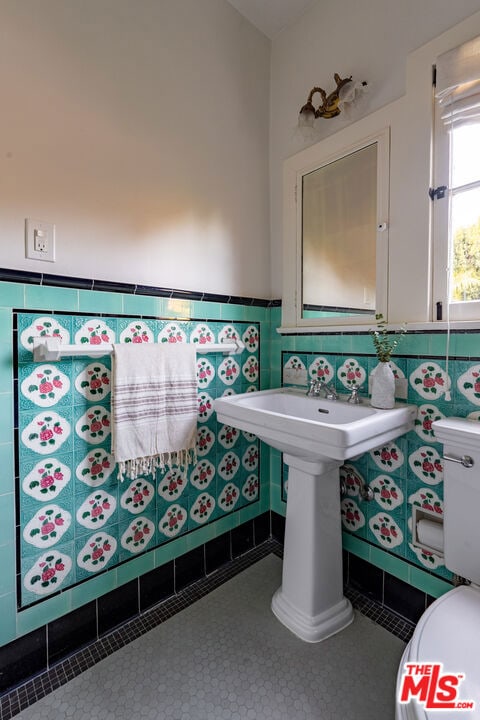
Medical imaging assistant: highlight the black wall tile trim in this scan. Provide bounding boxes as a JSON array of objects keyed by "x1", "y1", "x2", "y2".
[
  {"x1": 348, "y1": 554, "x2": 384, "y2": 603},
  {"x1": 160, "y1": 287, "x2": 204, "y2": 302},
  {"x1": 139, "y1": 562, "x2": 175, "y2": 612},
  {"x1": 271, "y1": 511, "x2": 285, "y2": 544},
  {"x1": 383, "y1": 572, "x2": 427, "y2": 624},
  {"x1": 231, "y1": 520, "x2": 254, "y2": 557},
  {"x1": 205, "y1": 534, "x2": 232, "y2": 575},
  {"x1": 42, "y1": 275, "x2": 93, "y2": 290},
  {"x1": 174, "y1": 546, "x2": 206, "y2": 592},
  {"x1": 0, "y1": 267, "x2": 279, "y2": 307},
  {"x1": 47, "y1": 602, "x2": 97, "y2": 666},
  {"x1": 0, "y1": 269, "x2": 42, "y2": 285},
  {"x1": 91, "y1": 279, "x2": 136, "y2": 294},
  {"x1": 134, "y1": 284, "x2": 172, "y2": 297},
  {"x1": 253, "y1": 512, "x2": 270, "y2": 546},
  {"x1": 97, "y1": 581, "x2": 140, "y2": 637},
  {"x1": 279, "y1": 328, "x2": 480, "y2": 337},
  {"x1": 282, "y1": 349, "x2": 480, "y2": 363},
  {"x1": 0, "y1": 628, "x2": 47, "y2": 698}
]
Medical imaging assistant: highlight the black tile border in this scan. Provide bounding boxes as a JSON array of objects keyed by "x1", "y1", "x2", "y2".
[
  {"x1": 0, "y1": 267, "x2": 280, "y2": 307},
  {"x1": 279, "y1": 328, "x2": 480, "y2": 337},
  {"x1": 344, "y1": 586, "x2": 415, "y2": 643},
  {"x1": 281, "y1": 348, "x2": 480, "y2": 363},
  {"x1": 0, "y1": 533, "x2": 415, "y2": 720}
]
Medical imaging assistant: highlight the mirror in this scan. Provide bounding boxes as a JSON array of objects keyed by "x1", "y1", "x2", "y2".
[
  {"x1": 302, "y1": 143, "x2": 377, "y2": 319},
  {"x1": 282, "y1": 127, "x2": 389, "y2": 329}
]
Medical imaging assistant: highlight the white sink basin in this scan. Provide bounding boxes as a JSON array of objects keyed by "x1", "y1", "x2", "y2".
[{"x1": 215, "y1": 387, "x2": 416, "y2": 462}]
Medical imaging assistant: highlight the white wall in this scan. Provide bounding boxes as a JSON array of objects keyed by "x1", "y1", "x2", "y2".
[
  {"x1": 270, "y1": 0, "x2": 480, "y2": 311},
  {"x1": 0, "y1": 0, "x2": 271, "y2": 298}
]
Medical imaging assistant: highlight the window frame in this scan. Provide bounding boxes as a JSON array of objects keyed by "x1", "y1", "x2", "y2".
[{"x1": 432, "y1": 72, "x2": 480, "y2": 322}]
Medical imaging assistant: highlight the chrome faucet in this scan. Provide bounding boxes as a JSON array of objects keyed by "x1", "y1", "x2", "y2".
[
  {"x1": 306, "y1": 379, "x2": 338, "y2": 400},
  {"x1": 347, "y1": 383, "x2": 363, "y2": 404}
]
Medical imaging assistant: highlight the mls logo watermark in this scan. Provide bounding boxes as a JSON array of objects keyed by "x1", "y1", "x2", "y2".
[{"x1": 399, "y1": 663, "x2": 475, "y2": 711}]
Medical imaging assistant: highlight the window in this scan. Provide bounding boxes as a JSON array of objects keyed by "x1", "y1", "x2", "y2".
[
  {"x1": 450, "y1": 125, "x2": 480, "y2": 303},
  {"x1": 432, "y1": 35, "x2": 480, "y2": 322}
]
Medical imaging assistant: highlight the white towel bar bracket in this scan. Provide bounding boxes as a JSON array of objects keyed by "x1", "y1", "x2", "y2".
[{"x1": 32, "y1": 337, "x2": 245, "y2": 362}]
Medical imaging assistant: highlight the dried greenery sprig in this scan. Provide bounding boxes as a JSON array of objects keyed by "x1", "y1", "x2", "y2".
[{"x1": 370, "y1": 314, "x2": 407, "y2": 363}]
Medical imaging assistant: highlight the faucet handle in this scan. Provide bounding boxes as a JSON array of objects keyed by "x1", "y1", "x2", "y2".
[
  {"x1": 347, "y1": 383, "x2": 363, "y2": 404},
  {"x1": 323, "y1": 382, "x2": 338, "y2": 401},
  {"x1": 306, "y1": 379, "x2": 317, "y2": 396}
]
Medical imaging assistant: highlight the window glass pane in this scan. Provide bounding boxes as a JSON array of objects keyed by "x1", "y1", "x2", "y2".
[
  {"x1": 451, "y1": 186, "x2": 480, "y2": 302},
  {"x1": 451, "y1": 123, "x2": 480, "y2": 188}
]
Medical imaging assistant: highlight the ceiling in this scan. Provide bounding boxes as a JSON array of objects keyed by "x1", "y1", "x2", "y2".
[{"x1": 226, "y1": 0, "x2": 316, "y2": 38}]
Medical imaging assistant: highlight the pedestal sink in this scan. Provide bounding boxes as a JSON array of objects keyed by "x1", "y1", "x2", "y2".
[{"x1": 215, "y1": 387, "x2": 416, "y2": 643}]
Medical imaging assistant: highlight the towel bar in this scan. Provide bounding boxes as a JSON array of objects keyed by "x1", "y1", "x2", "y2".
[{"x1": 32, "y1": 337, "x2": 245, "y2": 362}]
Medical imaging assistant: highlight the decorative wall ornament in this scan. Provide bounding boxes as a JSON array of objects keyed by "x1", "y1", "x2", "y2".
[
  {"x1": 158, "y1": 504, "x2": 187, "y2": 537},
  {"x1": 74, "y1": 362, "x2": 111, "y2": 401},
  {"x1": 414, "y1": 404, "x2": 446, "y2": 442},
  {"x1": 340, "y1": 499, "x2": 365, "y2": 531},
  {"x1": 409, "y1": 361, "x2": 450, "y2": 400},
  {"x1": 120, "y1": 478, "x2": 155, "y2": 514},
  {"x1": 408, "y1": 446, "x2": 443, "y2": 485},
  {"x1": 24, "y1": 551, "x2": 72, "y2": 596},
  {"x1": 23, "y1": 504, "x2": 71, "y2": 548},
  {"x1": 158, "y1": 467, "x2": 188, "y2": 500},
  {"x1": 370, "y1": 475, "x2": 404, "y2": 511},
  {"x1": 74, "y1": 319, "x2": 115, "y2": 348},
  {"x1": 76, "y1": 449, "x2": 115, "y2": 487},
  {"x1": 121, "y1": 517, "x2": 155, "y2": 554},
  {"x1": 190, "y1": 493, "x2": 215, "y2": 525},
  {"x1": 21, "y1": 365, "x2": 70, "y2": 407},
  {"x1": 77, "y1": 533, "x2": 117, "y2": 572},
  {"x1": 23, "y1": 459, "x2": 71, "y2": 500},
  {"x1": 22, "y1": 411, "x2": 71, "y2": 455},
  {"x1": 369, "y1": 512, "x2": 403, "y2": 548}
]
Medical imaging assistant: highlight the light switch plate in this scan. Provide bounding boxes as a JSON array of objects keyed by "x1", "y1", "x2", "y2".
[{"x1": 25, "y1": 218, "x2": 56, "y2": 262}]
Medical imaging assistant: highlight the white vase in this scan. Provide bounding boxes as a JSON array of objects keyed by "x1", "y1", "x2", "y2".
[{"x1": 370, "y1": 361, "x2": 395, "y2": 409}]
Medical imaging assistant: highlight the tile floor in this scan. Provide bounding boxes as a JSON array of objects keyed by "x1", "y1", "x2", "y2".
[{"x1": 12, "y1": 554, "x2": 405, "y2": 720}]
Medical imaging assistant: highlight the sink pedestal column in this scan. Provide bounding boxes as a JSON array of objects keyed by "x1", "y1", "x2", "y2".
[{"x1": 271, "y1": 454, "x2": 353, "y2": 642}]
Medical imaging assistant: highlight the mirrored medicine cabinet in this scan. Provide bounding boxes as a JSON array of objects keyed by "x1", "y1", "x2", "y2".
[{"x1": 281, "y1": 127, "x2": 390, "y2": 330}]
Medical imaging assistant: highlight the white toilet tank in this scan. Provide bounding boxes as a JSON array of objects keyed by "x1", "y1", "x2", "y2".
[{"x1": 433, "y1": 418, "x2": 480, "y2": 585}]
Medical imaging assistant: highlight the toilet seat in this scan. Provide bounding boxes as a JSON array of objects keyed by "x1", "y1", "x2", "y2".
[{"x1": 396, "y1": 585, "x2": 480, "y2": 719}]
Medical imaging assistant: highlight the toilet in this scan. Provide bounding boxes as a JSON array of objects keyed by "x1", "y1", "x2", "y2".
[{"x1": 395, "y1": 417, "x2": 480, "y2": 719}]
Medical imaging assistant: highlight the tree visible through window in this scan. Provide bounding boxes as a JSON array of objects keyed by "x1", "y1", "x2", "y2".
[
  {"x1": 450, "y1": 123, "x2": 480, "y2": 304},
  {"x1": 452, "y1": 219, "x2": 480, "y2": 300}
]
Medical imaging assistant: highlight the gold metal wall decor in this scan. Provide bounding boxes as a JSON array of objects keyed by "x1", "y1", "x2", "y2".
[{"x1": 298, "y1": 74, "x2": 368, "y2": 124}]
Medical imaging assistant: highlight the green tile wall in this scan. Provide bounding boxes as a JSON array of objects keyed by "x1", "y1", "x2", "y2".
[
  {"x1": 0, "y1": 279, "x2": 271, "y2": 644},
  {"x1": 3, "y1": 271, "x2": 479, "y2": 642},
  {"x1": 275, "y1": 333, "x2": 480, "y2": 599}
]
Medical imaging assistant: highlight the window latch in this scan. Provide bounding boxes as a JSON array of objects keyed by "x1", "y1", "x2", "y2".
[{"x1": 429, "y1": 185, "x2": 447, "y2": 201}]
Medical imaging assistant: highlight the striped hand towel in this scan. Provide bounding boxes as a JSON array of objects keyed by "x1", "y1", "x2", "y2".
[{"x1": 111, "y1": 343, "x2": 197, "y2": 481}]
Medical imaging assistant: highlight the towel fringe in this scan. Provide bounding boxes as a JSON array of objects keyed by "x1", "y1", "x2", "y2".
[{"x1": 117, "y1": 447, "x2": 197, "y2": 482}]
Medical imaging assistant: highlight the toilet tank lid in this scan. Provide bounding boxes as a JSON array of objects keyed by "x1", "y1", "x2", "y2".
[
  {"x1": 408, "y1": 585, "x2": 480, "y2": 700},
  {"x1": 433, "y1": 417, "x2": 480, "y2": 450}
]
